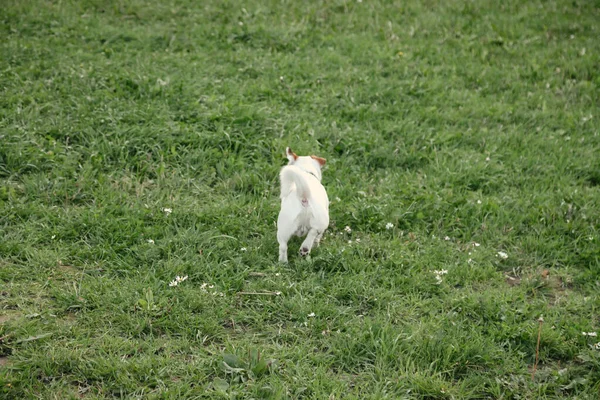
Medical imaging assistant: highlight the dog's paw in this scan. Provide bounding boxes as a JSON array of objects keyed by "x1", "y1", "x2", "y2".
[{"x1": 299, "y1": 246, "x2": 310, "y2": 256}]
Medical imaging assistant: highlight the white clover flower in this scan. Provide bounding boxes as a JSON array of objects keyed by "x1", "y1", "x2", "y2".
[
  {"x1": 348, "y1": 240, "x2": 352, "y2": 244},
  {"x1": 161, "y1": 207, "x2": 173, "y2": 216},
  {"x1": 275, "y1": 273, "x2": 281, "y2": 277},
  {"x1": 240, "y1": 247, "x2": 247, "y2": 252},
  {"x1": 497, "y1": 251, "x2": 508, "y2": 259},
  {"x1": 444, "y1": 236, "x2": 450, "y2": 241},
  {"x1": 477, "y1": 200, "x2": 482, "y2": 204},
  {"x1": 307, "y1": 312, "x2": 316, "y2": 318},
  {"x1": 344, "y1": 226, "x2": 352, "y2": 233},
  {"x1": 147, "y1": 239, "x2": 155, "y2": 244},
  {"x1": 385, "y1": 222, "x2": 394, "y2": 230},
  {"x1": 474, "y1": 242, "x2": 480, "y2": 247},
  {"x1": 433, "y1": 269, "x2": 447, "y2": 284}
]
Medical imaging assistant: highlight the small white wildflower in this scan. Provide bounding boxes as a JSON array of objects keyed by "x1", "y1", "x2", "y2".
[
  {"x1": 477, "y1": 200, "x2": 482, "y2": 204},
  {"x1": 435, "y1": 275, "x2": 443, "y2": 284},
  {"x1": 51, "y1": 235, "x2": 56, "y2": 239},
  {"x1": 275, "y1": 291, "x2": 282, "y2": 296},
  {"x1": 147, "y1": 239, "x2": 155, "y2": 244},
  {"x1": 485, "y1": 157, "x2": 490, "y2": 162},
  {"x1": 200, "y1": 283, "x2": 208, "y2": 290},
  {"x1": 307, "y1": 312, "x2": 316, "y2": 318},
  {"x1": 161, "y1": 207, "x2": 173, "y2": 216},
  {"x1": 348, "y1": 240, "x2": 352, "y2": 244},
  {"x1": 335, "y1": 196, "x2": 341, "y2": 202},
  {"x1": 174, "y1": 275, "x2": 188, "y2": 283},
  {"x1": 497, "y1": 251, "x2": 508, "y2": 259},
  {"x1": 474, "y1": 242, "x2": 480, "y2": 247},
  {"x1": 594, "y1": 342, "x2": 600, "y2": 350},
  {"x1": 344, "y1": 226, "x2": 352, "y2": 233},
  {"x1": 583, "y1": 332, "x2": 598, "y2": 337},
  {"x1": 240, "y1": 247, "x2": 247, "y2": 252},
  {"x1": 169, "y1": 280, "x2": 178, "y2": 287},
  {"x1": 444, "y1": 236, "x2": 450, "y2": 241},
  {"x1": 355, "y1": 238, "x2": 361, "y2": 243},
  {"x1": 433, "y1": 269, "x2": 448, "y2": 275},
  {"x1": 385, "y1": 222, "x2": 394, "y2": 230},
  {"x1": 275, "y1": 273, "x2": 281, "y2": 276}
]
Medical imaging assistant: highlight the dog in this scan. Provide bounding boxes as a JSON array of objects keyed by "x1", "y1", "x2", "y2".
[{"x1": 277, "y1": 147, "x2": 329, "y2": 262}]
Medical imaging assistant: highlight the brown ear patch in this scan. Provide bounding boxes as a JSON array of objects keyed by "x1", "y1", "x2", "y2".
[
  {"x1": 311, "y1": 155, "x2": 326, "y2": 166},
  {"x1": 286, "y1": 147, "x2": 298, "y2": 161}
]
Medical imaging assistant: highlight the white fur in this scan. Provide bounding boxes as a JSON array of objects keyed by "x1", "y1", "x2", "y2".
[{"x1": 277, "y1": 147, "x2": 329, "y2": 262}]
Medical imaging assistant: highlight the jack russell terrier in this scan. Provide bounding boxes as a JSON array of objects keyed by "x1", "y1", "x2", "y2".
[{"x1": 277, "y1": 147, "x2": 329, "y2": 262}]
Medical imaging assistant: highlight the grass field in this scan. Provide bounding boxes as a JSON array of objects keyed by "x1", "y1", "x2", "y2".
[{"x1": 1, "y1": 0, "x2": 600, "y2": 398}]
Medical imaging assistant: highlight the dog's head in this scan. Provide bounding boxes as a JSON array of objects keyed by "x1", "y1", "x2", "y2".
[{"x1": 286, "y1": 147, "x2": 326, "y2": 181}]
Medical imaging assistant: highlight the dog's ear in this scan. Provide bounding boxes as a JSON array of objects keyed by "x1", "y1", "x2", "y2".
[
  {"x1": 286, "y1": 147, "x2": 298, "y2": 163},
  {"x1": 311, "y1": 155, "x2": 326, "y2": 166}
]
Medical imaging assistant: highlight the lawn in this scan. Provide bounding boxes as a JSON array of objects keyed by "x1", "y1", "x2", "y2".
[{"x1": 1, "y1": 0, "x2": 599, "y2": 398}]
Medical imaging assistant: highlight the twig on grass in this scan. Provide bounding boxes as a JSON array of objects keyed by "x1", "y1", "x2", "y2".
[
  {"x1": 247, "y1": 272, "x2": 267, "y2": 277},
  {"x1": 237, "y1": 291, "x2": 281, "y2": 296},
  {"x1": 531, "y1": 316, "x2": 544, "y2": 380}
]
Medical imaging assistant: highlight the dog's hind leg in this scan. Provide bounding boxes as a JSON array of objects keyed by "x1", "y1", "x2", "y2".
[
  {"x1": 299, "y1": 228, "x2": 320, "y2": 256},
  {"x1": 277, "y1": 221, "x2": 295, "y2": 263}
]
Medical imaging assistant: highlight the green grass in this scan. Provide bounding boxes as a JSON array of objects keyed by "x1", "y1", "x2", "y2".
[{"x1": 1, "y1": 0, "x2": 600, "y2": 398}]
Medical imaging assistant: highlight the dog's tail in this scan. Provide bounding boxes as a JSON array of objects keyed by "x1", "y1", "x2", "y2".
[{"x1": 280, "y1": 165, "x2": 311, "y2": 202}]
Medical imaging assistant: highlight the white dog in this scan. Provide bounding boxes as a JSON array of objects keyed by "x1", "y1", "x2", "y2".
[{"x1": 277, "y1": 147, "x2": 329, "y2": 262}]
